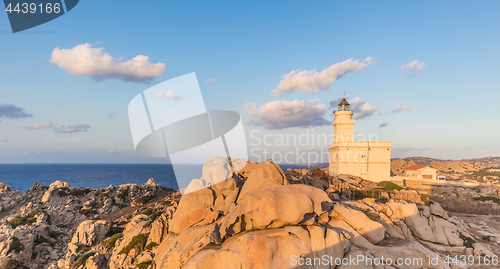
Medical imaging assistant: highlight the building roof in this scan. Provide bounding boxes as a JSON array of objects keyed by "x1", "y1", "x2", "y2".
[
  {"x1": 404, "y1": 165, "x2": 427, "y2": 171},
  {"x1": 338, "y1": 98, "x2": 350, "y2": 106}
]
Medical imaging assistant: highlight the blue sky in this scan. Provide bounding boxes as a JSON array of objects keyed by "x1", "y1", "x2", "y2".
[{"x1": 1, "y1": 1, "x2": 500, "y2": 163}]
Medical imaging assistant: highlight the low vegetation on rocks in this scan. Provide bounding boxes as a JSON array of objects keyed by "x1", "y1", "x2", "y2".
[{"x1": 118, "y1": 234, "x2": 147, "y2": 255}]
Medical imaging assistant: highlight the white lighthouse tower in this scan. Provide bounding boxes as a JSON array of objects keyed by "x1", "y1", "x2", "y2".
[{"x1": 329, "y1": 98, "x2": 392, "y2": 182}]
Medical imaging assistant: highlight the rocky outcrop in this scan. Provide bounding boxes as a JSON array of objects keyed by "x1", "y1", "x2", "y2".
[
  {"x1": 1, "y1": 158, "x2": 498, "y2": 269},
  {"x1": 333, "y1": 203, "x2": 385, "y2": 244},
  {"x1": 237, "y1": 159, "x2": 288, "y2": 200},
  {"x1": 71, "y1": 220, "x2": 111, "y2": 246}
]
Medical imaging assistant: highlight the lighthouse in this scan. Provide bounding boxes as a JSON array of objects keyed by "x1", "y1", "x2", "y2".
[{"x1": 328, "y1": 98, "x2": 392, "y2": 182}]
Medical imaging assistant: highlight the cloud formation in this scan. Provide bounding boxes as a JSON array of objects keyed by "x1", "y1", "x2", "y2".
[
  {"x1": 349, "y1": 97, "x2": 381, "y2": 119},
  {"x1": 0, "y1": 104, "x2": 32, "y2": 121},
  {"x1": 108, "y1": 111, "x2": 117, "y2": 118},
  {"x1": 399, "y1": 60, "x2": 426, "y2": 78},
  {"x1": 270, "y1": 57, "x2": 375, "y2": 97},
  {"x1": 205, "y1": 78, "x2": 216, "y2": 83},
  {"x1": 28, "y1": 122, "x2": 91, "y2": 133},
  {"x1": 379, "y1": 122, "x2": 390, "y2": 128},
  {"x1": 49, "y1": 43, "x2": 167, "y2": 82},
  {"x1": 393, "y1": 103, "x2": 411, "y2": 113},
  {"x1": 156, "y1": 90, "x2": 183, "y2": 101},
  {"x1": 245, "y1": 99, "x2": 329, "y2": 129}
]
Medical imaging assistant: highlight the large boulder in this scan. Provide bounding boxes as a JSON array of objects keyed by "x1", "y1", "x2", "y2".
[
  {"x1": 169, "y1": 187, "x2": 217, "y2": 234},
  {"x1": 333, "y1": 204, "x2": 386, "y2": 244},
  {"x1": 49, "y1": 180, "x2": 72, "y2": 189},
  {"x1": 182, "y1": 226, "x2": 349, "y2": 269},
  {"x1": 385, "y1": 202, "x2": 437, "y2": 243},
  {"x1": 219, "y1": 184, "x2": 331, "y2": 239},
  {"x1": 428, "y1": 216, "x2": 462, "y2": 246},
  {"x1": 155, "y1": 224, "x2": 220, "y2": 269},
  {"x1": 237, "y1": 160, "x2": 288, "y2": 201},
  {"x1": 71, "y1": 220, "x2": 111, "y2": 246},
  {"x1": 430, "y1": 202, "x2": 449, "y2": 219},
  {"x1": 473, "y1": 243, "x2": 496, "y2": 257},
  {"x1": 181, "y1": 157, "x2": 251, "y2": 195},
  {"x1": 147, "y1": 214, "x2": 169, "y2": 245}
]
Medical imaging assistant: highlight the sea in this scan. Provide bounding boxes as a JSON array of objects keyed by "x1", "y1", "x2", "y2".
[{"x1": 0, "y1": 163, "x2": 323, "y2": 192}]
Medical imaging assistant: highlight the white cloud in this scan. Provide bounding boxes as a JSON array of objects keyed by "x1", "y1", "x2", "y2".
[
  {"x1": 245, "y1": 99, "x2": 329, "y2": 129},
  {"x1": 393, "y1": 103, "x2": 412, "y2": 113},
  {"x1": 108, "y1": 149, "x2": 117, "y2": 153},
  {"x1": 56, "y1": 124, "x2": 91, "y2": 133},
  {"x1": 270, "y1": 57, "x2": 375, "y2": 97},
  {"x1": 349, "y1": 97, "x2": 381, "y2": 119},
  {"x1": 49, "y1": 43, "x2": 167, "y2": 82},
  {"x1": 379, "y1": 122, "x2": 390, "y2": 128},
  {"x1": 205, "y1": 78, "x2": 216, "y2": 83},
  {"x1": 23, "y1": 150, "x2": 42, "y2": 155},
  {"x1": 156, "y1": 90, "x2": 183, "y2": 101},
  {"x1": 28, "y1": 122, "x2": 91, "y2": 133},
  {"x1": 28, "y1": 122, "x2": 54, "y2": 129},
  {"x1": 399, "y1": 60, "x2": 426, "y2": 78}
]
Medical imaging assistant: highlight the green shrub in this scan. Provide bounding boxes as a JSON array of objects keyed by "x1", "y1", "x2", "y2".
[
  {"x1": 26, "y1": 210, "x2": 47, "y2": 218},
  {"x1": 103, "y1": 233, "x2": 123, "y2": 249},
  {"x1": 108, "y1": 226, "x2": 125, "y2": 237},
  {"x1": 70, "y1": 188, "x2": 91, "y2": 197},
  {"x1": 482, "y1": 235, "x2": 492, "y2": 241},
  {"x1": 58, "y1": 190, "x2": 68, "y2": 197},
  {"x1": 71, "y1": 252, "x2": 96, "y2": 269},
  {"x1": 137, "y1": 208, "x2": 153, "y2": 216},
  {"x1": 160, "y1": 186, "x2": 175, "y2": 192},
  {"x1": 9, "y1": 237, "x2": 24, "y2": 253},
  {"x1": 460, "y1": 234, "x2": 476, "y2": 248},
  {"x1": 118, "y1": 234, "x2": 147, "y2": 255},
  {"x1": 149, "y1": 212, "x2": 160, "y2": 221},
  {"x1": 59, "y1": 187, "x2": 70, "y2": 192},
  {"x1": 377, "y1": 181, "x2": 404, "y2": 191},
  {"x1": 50, "y1": 231, "x2": 63, "y2": 239},
  {"x1": 95, "y1": 201, "x2": 105, "y2": 209},
  {"x1": 160, "y1": 200, "x2": 173, "y2": 206},
  {"x1": 3, "y1": 259, "x2": 29, "y2": 269},
  {"x1": 137, "y1": 260, "x2": 152, "y2": 269},
  {"x1": 34, "y1": 237, "x2": 50, "y2": 245},
  {"x1": 117, "y1": 189, "x2": 128, "y2": 199},
  {"x1": 117, "y1": 221, "x2": 127, "y2": 226},
  {"x1": 76, "y1": 244, "x2": 89, "y2": 253},
  {"x1": 56, "y1": 224, "x2": 68, "y2": 229},
  {"x1": 363, "y1": 211, "x2": 380, "y2": 221},
  {"x1": 135, "y1": 195, "x2": 152, "y2": 205},
  {"x1": 473, "y1": 196, "x2": 500, "y2": 203},
  {"x1": 27, "y1": 217, "x2": 37, "y2": 225},
  {"x1": 143, "y1": 221, "x2": 152, "y2": 228},
  {"x1": 79, "y1": 209, "x2": 97, "y2": 216},
  {"x1": 145, "y1": 242, "x2": 158, "y2": 251},
  {"x1": 420, "y1": 194, "x2": 430, "y2": 205},
  {"x1": 8, "y1": 216, "x2": 27, "y2": 228}
]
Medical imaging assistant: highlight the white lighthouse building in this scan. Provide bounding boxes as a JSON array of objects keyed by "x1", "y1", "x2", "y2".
[{"x1": 328, "y1": 98, "x2": 392, "y2": 182}]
